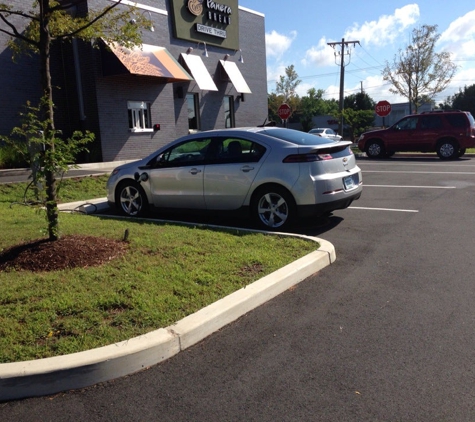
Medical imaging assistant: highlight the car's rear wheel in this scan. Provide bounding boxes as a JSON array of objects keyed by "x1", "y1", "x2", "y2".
[
  {"x1": 251, "y1": 185, "x2": 296, "y2": 230},
  {"x1": 116, "y1": 180, "x2": 148, "y2": 217},
  {"x1": 366, "y1": 140, "x2": 385, "y2": 158},
  {"x1": 436, "y1": 139, "x2": 458, "y2": 160}
]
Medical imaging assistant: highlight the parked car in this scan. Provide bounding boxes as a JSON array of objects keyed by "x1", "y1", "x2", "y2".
[
  {"x1": 357, "y1": 110, "x2": 475, "y2": 159},
  {"x1": 106, "y1": 127, "x2": 362, "y2": 230},
  {"x1": 309, "y1": 128, "x2": 342, "y2": 141}
]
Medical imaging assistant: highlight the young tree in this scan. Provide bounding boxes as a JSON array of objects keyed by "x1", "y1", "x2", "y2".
[
  {"x1": 0, "y1": 0, "x2": 148, "y2": 240},
  {"x1": 382, "y1": 25, "x2": 457, "y2": 113},
  {"x1": 275, "y1": 64, "x2": 301, "y2": 101},
  {"x1": 274, "y1": 64, "x2": 301, "y2": 120}
]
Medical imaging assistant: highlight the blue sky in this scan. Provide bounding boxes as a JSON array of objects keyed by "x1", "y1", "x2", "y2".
[{"x1": 241, "y1": 1, "x2": 475, "y2": 105}]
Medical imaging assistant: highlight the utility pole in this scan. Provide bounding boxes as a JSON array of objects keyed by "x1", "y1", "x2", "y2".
[{"x1": 327, "y1": 38, "x2": 360, "y2": 136}]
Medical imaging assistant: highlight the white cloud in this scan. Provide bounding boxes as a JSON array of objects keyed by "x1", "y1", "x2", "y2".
[
  {"x1": 300, "y1": 5, "x2": 420, "y2": 71},
  {"x1": 440, "y1": 9, "x2": 475, "y2": 43},
  {"x1": 301, "y1": 37, "x2": 335, "y2": 68},
  {"x1": 265, "y1": 30, "x2": 297, "y2": 59},
  {"x1": 266, "y1": 62, "x2": 288, "y2": 91},
  {"x1": 344, "y1": 4, "x2": 420, "y2": 46}
]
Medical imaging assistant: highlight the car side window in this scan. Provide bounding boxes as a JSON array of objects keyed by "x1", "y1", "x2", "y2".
[
  {"x1": 394, "y1": 116, "x2": 418, "y2": 131},
  {"x1": 154, "y1": 138, "x2": 211, "y2": 167},
  {"x1": 219, "y1": 138, "x2": 266, "y2": 163},
  {"x1": 420, "y1": 115, "x2": 443, "y2": 129},
  {"x1": 445, "y1": 114, "x2": 467, "y2": 128}
]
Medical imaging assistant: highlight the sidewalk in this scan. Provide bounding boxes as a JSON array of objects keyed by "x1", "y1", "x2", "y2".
[{"x1": 0, "y1": 160, "x2": 134, "y2": 179}]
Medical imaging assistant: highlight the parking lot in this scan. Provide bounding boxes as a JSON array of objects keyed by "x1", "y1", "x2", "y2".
[{"x1": 3, "y1": 154, "x2": 475, "y2": 421}]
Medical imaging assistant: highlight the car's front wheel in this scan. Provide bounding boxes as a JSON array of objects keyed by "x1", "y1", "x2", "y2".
[
  {"x1": 436, "y1": 139, "x2": 458, "y2": 160},
  {"x1": 116, "y1": 180, "x2": 148, "y2": 217},
  {"x1": 365, "y1": 140, "x2": 385, "y2": 158},
  {"x1": 251, "y1": 185, "x2": 296, "y2": 230}
]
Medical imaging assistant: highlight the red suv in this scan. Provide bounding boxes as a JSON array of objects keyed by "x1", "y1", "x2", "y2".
[{"x1": 357, "y1": 110, "x2": 475, "y2": 159}]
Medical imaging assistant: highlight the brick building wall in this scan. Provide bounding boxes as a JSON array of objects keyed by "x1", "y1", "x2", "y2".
[{"x1": 0, "y1": 0, "x2": 267, "y2": 163}]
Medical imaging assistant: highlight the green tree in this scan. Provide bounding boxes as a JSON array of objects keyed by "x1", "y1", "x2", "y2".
[
  {"x1": 340, "y1": 109, "x2": 374, "y2": 142},
  {"x1": 344, "y1": 92, "x2": 375, "y2": 111},
  {"x1": 267, "y1": 92, "x2": 286, "y2": 123},
  {"x1": 382, "y1": 24, "x2": 457, "y2": 113},
  {"x1": 450, "y1": 84, "x2": 475, "y2": 117},
  {"x1": 0, "y1": 0, "x2": 148, "y2": 240}
]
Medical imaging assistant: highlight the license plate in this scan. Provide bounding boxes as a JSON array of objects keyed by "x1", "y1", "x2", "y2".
[{"x1": 343, "y1": 175, "x2": 356, "y2": 190}]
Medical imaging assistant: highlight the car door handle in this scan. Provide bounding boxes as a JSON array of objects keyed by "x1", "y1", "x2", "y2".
[
  {"x1": 240, "y1": 165, "x2": 254, "y2": 173},
  {"x1": 189, "y1": 168, "x2": 202, "y2": 175}
]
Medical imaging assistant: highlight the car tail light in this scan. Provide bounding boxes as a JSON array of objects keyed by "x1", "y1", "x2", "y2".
[
  {"x1": 283, "y1": 145, "x2": 351, "y2": 163},
  {"x1": 283, "y1": 153, "x2": 333, "y2": 163}
]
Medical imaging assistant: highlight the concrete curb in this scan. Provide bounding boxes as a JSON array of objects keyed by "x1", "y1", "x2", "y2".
[
  {"x1": 58, "y1": 197, "x2": 110, "y2": 214},
  {"x1": 0, "y1": 209, "x2": 336, "y2": 401}
]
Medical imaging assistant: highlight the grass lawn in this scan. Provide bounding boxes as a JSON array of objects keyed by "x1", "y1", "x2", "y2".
[{"x1": 0, "y1": 175, "x2": 319, "y2": 363}]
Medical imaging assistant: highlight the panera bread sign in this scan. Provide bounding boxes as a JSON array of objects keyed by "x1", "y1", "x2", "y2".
[{"x1": 171, "y1": 0, "x2": 239, "y2": 50}]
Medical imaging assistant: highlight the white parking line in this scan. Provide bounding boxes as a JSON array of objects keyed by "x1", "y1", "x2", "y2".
[
  {"x1": 364, "y1": 184, "x2": 456, "y2": 189},
  {"x1": 349, "y1": 206, "x2": 419, "y2": 213}
]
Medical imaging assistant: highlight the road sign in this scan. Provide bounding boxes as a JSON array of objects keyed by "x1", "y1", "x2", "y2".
[
  {"x1": 375, "y1": 100, "x2": 391, "y2": 117},
  {"x1": 277, "y1": 103, "x2": 292, "y2": 120}
]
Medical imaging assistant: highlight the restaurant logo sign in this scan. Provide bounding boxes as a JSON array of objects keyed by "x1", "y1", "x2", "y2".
[
  {"x1": 187, "y1": 0, "x2": 204, "y2": 17},
  {"x1": 187, "y1": 0, "x2": 232, "y2": 39},
  {"x1": 172, "y1": 0, "x2": 238, "y2": 50}
]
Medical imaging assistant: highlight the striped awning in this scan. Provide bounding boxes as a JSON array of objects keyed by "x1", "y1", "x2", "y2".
[{"x1": 103, "y1": 42, "x2": 193, "y2": 82}]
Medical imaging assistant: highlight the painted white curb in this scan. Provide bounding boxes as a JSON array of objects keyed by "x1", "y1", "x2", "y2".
[{"x1": 0, "y1": 237, "x2": 335, "y2": 402}]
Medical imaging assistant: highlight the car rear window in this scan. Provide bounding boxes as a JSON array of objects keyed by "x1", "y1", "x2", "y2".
[
  {"x1": 259, "y1": 128, "x2": 339, "y2": 145},
  {"x1": 445, "y1": 114, "x2": 468, "y2": 128}
]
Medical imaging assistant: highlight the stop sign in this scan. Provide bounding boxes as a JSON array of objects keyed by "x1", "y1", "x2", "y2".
[
  {"x1": 277, "y1": 103, "x2": 292, "y2": 120},
  {"x1": 375, "y1": 100, "x2": 391, "y2": 117}
]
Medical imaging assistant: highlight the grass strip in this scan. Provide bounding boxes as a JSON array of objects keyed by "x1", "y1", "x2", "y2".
[{"x1": 0, "y1": 176, "x2": 318, "y2": 363}]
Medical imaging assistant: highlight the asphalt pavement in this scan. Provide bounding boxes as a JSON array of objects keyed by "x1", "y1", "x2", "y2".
[{"x1": 3, "y1": 155, "x2": 475, "y2": 420}]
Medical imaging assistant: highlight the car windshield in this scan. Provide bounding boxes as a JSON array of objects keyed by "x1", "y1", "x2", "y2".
[
  {"x1": 311, "y1": 129, "x2": 324, "y2": 133},
  {"x1": 261, "y1": 128, "x2": 338, "y2": 145}
]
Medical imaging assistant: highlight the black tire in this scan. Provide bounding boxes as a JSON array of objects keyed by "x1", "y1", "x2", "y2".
[
  {"x1": 116, "y1": 180, "x2": 148, "y2": 217},
  {"x1": 458, "y1": 148, "x2": 466, "y2": 158},
  {"x1": 251, "y1": 185, "x2": 296, "y2": 230},
  {"x1": 436, "y1": 140, "x2": 458, "y2": 160},
  {"x1": 365, "y1": 140, "x2": 385, "y2": 158}
]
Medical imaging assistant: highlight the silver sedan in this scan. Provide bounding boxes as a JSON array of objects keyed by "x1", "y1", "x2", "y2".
[
  {"x1": 106, "y1": 127, "x2": 362, "y2": 230},
  {"x1": 308, "y1": 127, "x2": 343, "y2": 141}
]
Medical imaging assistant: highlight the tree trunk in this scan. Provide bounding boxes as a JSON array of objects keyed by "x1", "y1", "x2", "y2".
[{"x1": 39, "y1": 0, "x2": 59, "y2": 241}]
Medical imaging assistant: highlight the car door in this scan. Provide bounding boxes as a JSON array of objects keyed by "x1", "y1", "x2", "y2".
[
  {"x1": 419, "y1": 115, "x2": 443, "y2": 151},
  {"x1": 386, "y1": 116, "x2": 420, "y2": 151},
  {"x1": 203, "y1": 137, "x2": 267, "y2": 210},
  {"x1": 147, "y1": 138, "x2": 210, "y2": 209}
]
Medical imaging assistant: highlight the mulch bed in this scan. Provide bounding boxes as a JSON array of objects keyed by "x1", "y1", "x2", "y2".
[{"x1": 0, "y1": 235, "x2": 128, "y2": 272}]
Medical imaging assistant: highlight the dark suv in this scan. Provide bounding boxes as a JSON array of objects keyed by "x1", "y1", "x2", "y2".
[{"x1": 357, "y1": 110, "x2": 475, "y2": 159}]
